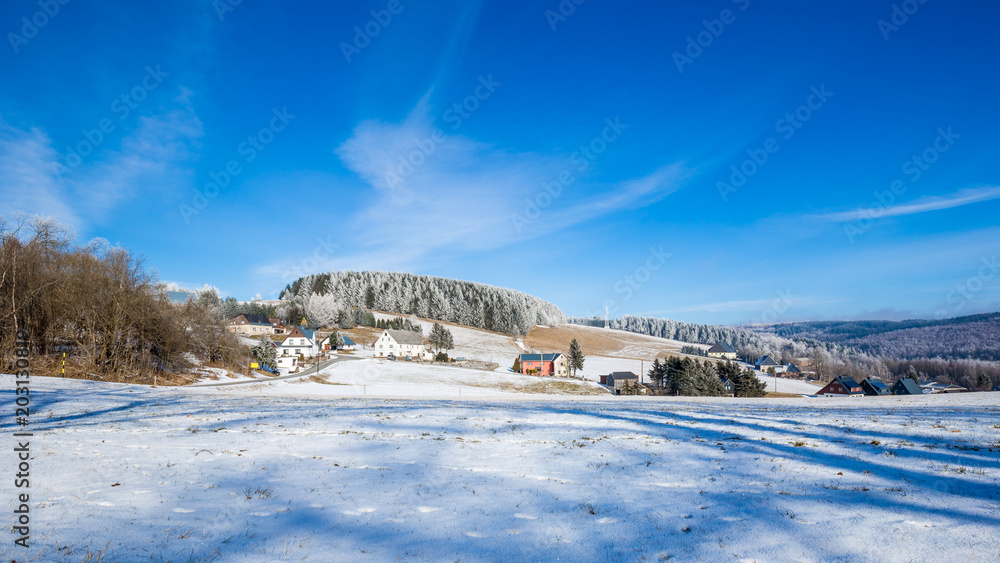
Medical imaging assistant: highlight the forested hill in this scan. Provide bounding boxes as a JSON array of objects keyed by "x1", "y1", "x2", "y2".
[
  {"x1": 752, "y1": 313, "x2": 1000, "y2": 361},
  {"x1": 280, "y1": 271, "x2": 565, "y2": 335},
  {"x1": 753, "y1": 312, "x2": 1000, "y2": 343}
]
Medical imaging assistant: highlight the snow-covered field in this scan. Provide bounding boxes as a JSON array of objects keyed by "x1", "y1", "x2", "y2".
[
  {"x1": 256, "y1": 358, "x2": 608, "y2": 398},
  {"x1": 5, "y1": 377, "x2": 999, "y2": 562}
]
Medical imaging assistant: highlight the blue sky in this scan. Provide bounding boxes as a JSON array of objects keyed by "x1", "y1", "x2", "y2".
[{"x1": 2, "y1": 0, "x2": 999, "y2": 325}]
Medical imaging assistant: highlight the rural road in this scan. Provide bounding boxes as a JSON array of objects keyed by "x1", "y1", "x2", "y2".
[{"x1": 191, "y1": 354, "x2": 363, "y2": 387}]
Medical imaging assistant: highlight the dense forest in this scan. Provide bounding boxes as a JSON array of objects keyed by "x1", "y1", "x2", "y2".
[
  {"x1": 751, "y1": 314, "x2": 1000, "y2": 361},
  {"x1": 280, "y1": 271, "x2": 565, "y2": 335},
  {"x1": 1, "y1": 217, "x2": 247, "y2": 382}
]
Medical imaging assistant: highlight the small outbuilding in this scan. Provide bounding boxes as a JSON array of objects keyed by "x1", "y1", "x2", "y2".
[
  {"x1": 607, "y1": 371, "x2": 638, "y2": 394},
  {"x1": 720, "y1": 378, "x2": 734, "y2": 397}
]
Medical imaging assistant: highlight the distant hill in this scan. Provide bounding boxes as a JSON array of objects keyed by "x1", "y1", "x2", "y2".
[
  {"x1": 748, "y1": 312, "x2": 1000, "y2": 361},
  {"x1": 280, "y1": 271, "x2": 565, "y2": 335}
]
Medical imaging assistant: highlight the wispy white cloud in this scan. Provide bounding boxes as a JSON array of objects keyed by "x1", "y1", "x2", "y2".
[
  {"x1": 331, "y1": 106, "x2": 689, "y2": 264},
  {"x1": 0, "y1": 120, "x2": 80, "y2": 226},
  {"x1": 817, "y1": 186, "x2": 1000, "y2": 222},
  {"x1": 0, "y1": 92, "x2": 202, "y2": 229}
]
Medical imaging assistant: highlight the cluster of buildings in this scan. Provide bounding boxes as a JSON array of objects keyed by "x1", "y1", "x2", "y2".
[
  {"x1": 707, "y1": 344, "x2": 802, "y2": 376},
  {"x1": 816, "y1": 375, "x2": 970, "y2": 397}
]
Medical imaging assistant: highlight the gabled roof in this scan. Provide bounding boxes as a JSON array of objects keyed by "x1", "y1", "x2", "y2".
[
  {"x1": 785, "y1": 363, "x2": 801, "y2": 373},
  {"x1": 283, "y1": 326, "x2": 316, "y2": 343},
  {"x1": 609, "y1": 371, "x2": 637, "y2": 380},
  {"x1": 720, "y1": 378, "x2": 734, "y2": 387},
  {"x1": 342, "y1": 336, "x2": 357, "y2": 346},
  {"x1": 862, "y1": 377, "x2": 891, "y2": 395},
  {"x1": 385, "y1": 329, "x2": 425, "y2": 346},
  {"x1": 835, "y1": 376, "x2": 861, "y2": 389},
  {"x1": 755, "y1": 355, "x2": 778, "y2": 367},
  {"x1": 244, "y1": 314, "x2": 271, "y2": 325},
  {"x1": 819, "y1": 376, "x2": 864, "y2": 395},
  {"x1": 892, "y1": 378, "x2": 922, "y2": 395},
  {"x1": 519, "y1": 353, "x2": 563, "y2": 362},
  {"x1": 708, "y1": 343, "x2": 736, "y2": 354}
]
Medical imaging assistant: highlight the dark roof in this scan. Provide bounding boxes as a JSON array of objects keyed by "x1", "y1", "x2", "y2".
[
  {"x1": 819, "y1": 376, "x2": 864, "y2": 395},
  {"x1": 835, "y1": 376, "x2": 861, "y2": 388},
  {"x1": 519, "y1": 353, "x2": 563, "y2": 362},
  {"x1": 342, "y1": 336, "x2": 357, "y2": 346},
  {"x1": 609, "y1": 371, "x2": 638, "y2": 380},
  {"x1": 862, "y1": 377, "x2": 891, "y2": 395},
  {"x1": 244, "y1": 314, "x2": 271, "y2": 325},
  {"x1": 386, "y1": 329, "x2": 425, "y2": 345},
  {"x1": 720, "y1": 378, "x2": 734, "y2": 387},
  {"x1": 708, "y1": 343, "x2": 736, "y2": 354},
  {"x1": 892, "y1": 378, "x2": 923, "y2": 395},
  {"x1": 755, "y1": 355, "x2": 778, "y2": 367},
  {"x1": 785, "y1": 363, "x2": 801, "y2": 373}
]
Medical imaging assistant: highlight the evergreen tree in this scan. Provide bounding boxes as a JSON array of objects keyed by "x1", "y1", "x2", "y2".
[
  {"x1": 513, "y1": 356, "x2": 522, "y2": 373},
  {"x1": 429, "y1": 322, "x2": 455, "y2": 355},
  {"x1": 250, "y1": 339, "x2": 277, "y2": 371},
  {"x1": 331, "y1": 330, "x2": 345, "y2": 349},
  {"x1": 735, "y1": 367, "x2": 768, "y2": 397},
  {"x1": 337, "y1": 309, "x2": 355, "y2": 329},
  {"x1": 648, "y1": 358, "x2": 665, "y2": 389},
  {"x1": 567, "y1": 338, "x2": 585, "y2": 378},
  {"x1": 715, "y1": 360, "x2": 741, "y2": 384}
]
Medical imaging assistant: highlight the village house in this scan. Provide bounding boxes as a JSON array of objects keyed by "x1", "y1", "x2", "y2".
[
  {"x1": 518, "y1": 353, "x2": 569, "y2": 377},
  {"x1": 606, "y1": 371, "x2": 639, "y2": 394},
  {"x1": 278, "y1": 326, "x2": 320, "y2": 358},
  {"x1": 892, "y1": 378, "x2": 923, "y2": 396},
  {"x1": 707, "y1": 343, "x2": 738, "y2": 360},
  {"x1": 861, "y1": 377, "x2": 892, "y2": 396},
  {"x1": 755, "y1": 355, "x2": 780, "y2": 372},
  {"x1": 816, "y1": 376, "x2": 864, "y2": 397},
  {"x1": 375, "y1": 329, "x2": 432, "y2": 360},
  {"x1": 227, "y1": 314, "x2": 276, "y2": 336}
]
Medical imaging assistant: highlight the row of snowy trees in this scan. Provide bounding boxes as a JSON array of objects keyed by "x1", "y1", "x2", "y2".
[
  {"x1": 281, "y1": 271, "x2": 565, "y2": 335},
  {"x1": 571, "y1": 315, "x2": 852, "y2": 364},
  {"x1": 646, "y1": 358, "x2": 767, "y2": 397}
]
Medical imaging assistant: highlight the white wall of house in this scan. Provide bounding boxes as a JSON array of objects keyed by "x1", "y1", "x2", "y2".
[{"x1": 374, "y1": 332, "x2": 429, "y2": 359}]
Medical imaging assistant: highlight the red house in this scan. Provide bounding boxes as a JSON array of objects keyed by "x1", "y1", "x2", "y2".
[
  {"x1": 816, "y1": 376, "x2": 864, "y2": 397},
  {"x1": 518, "y1": 353, "x2": 569, "y2": 377}
]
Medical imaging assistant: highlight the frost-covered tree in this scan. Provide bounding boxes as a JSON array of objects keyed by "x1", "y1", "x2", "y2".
[
  {"x1": 251, "y1": 339, "x2": 277, "y2": 371},
  {"x1": 279, "y1": 271, "x2": 565, "y2": 335},
  {"x1": 429, "y1": 323, "x2": 455, "y2": 354}
]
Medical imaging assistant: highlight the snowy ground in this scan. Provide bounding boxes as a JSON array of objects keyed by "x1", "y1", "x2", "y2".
[
  {"x1": 4, "y1": 377, "x2": 999, "y2": 562},
  {"x1": 244, "y1": 358, "x2": 609, "y2": 399}
]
